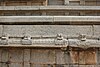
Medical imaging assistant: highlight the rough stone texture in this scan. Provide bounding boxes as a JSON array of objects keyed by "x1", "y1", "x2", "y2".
[
  {"x1": 0, "y1": 25, "x2": 3, "y2": 37},
  {"x1": 0, "y1": 0, "x2": 99, "y2": 67},
  {"x1": 9, "y1": 48, "x2": 23, "y2": 62},
  {"x1": 48, "y1": 0, "x2": 64, "y2": 5},
  {"x1": 93, "y1": 25, "x2": 100, "y2": 36},
  {"x1": 23, "y1": 49, "x2": 30, "y2": 67},
  {"x1": 55, "y1": 50, "x2": 71, "y2": 64},
  {"x1": 9, "y1": 63, "x2": 23, "y2": 67},
  {"x1": 3, "y1": 25, "x2": 93, "y2": 37},
  {"x1": 3, "y1": 25, "x2": 25, "y2": 37},
  {"x1": 1, "y1": 48, "x2": 9, "y2": 62},
  {"x1": 0, "y1": 48, "x2": 99, "y2": 67},
  {"x1": 30, "y1": 49, "x2": 55, "y2": 64},
  {"x1": 69, "y1": 39, "x2": 100, "y2": 48}
]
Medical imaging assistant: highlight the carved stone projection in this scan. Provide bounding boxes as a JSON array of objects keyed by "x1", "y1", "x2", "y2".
[
  {"x1": 0, "y1": 34, "x2": 68, "y2": 48},
  {"x1": 0, "y1": 35, "x2": 8, "y2": 45},
  {"x1": 69, "y1": 34, "x2": 100, "y2": 49},
  {"x1": 0, "y1": 34, "x2": 100, "y2": 49},
  {"x1": 54, "y1": 34, "x2": 68, "y2": 45},
  {"x1": 21, "y1": 36, "x2": 32, "y2": 45},
  {"x1": 0, "y1": 0, "x2": 99, "y2": 67}
]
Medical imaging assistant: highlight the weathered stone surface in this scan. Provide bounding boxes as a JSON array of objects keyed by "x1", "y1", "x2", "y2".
[
  {"x1": 0, "y1": 25, "x2": 3, "y2": 37},
  {"x1": 93, "y1": 25, "x2": 100, "y2": 36},
  {"x1": 0, "y1": 16, "x2": 53, "y2": 23},
  {"x1": 30, "y1": 49, "x2": 55, "y2": 64},
  {"x1": 0, "y1": 0, "x2": 99, "y2": 67},
  {"x1": 9, "y1": 48, "x2": 23, "y2": 62},
  {"x1": 21, "y1": 37, "x2": 32, "y2": 45},
  {"x1": 48, "y1": 0, "x2": 64, "y2": 5},
  {"x1": 0, "y1": 6, "x2": 100, "y2": 10},
  {"x1": 3, "y1": 25, "x2": 25, "y2": 37},
  {"x1": 0, "y1": 16, "x2": 100, "y2": 23},
  {"x1": 54, "y1": 16, "x2": 100, "y2": 22},
  {"x1": 70, "y1": 49, "x2": 96, "y2": 65},
  {"x1": 3, "y1": 25, "x2": 93, "y2": 37},
  {"x1": 23, "y1": 49, "x2": 30, "y2": 67},
  {"x1": 9, "y1": 63, "x2": 23, "y2": 67},
  {"x1": 55, "y1": 50, "x2": 71, "y2": 64},
  {"x1": 69, "y1": 39, "x2": 100, "y2": 48},
  {"x1": 55, "y1": 50, "x2": 65, "y2": 64},
  {"x1": 0, "y1": 48, "x2": 98, "y2": 67},
  {"x1": 0, "y1": 49, "x2": 2, "y2": 62},
  {"x1": 40, "y1": 6, "x2": 100, "y2": 10},
  {"x1": 1, "y1": 48, "x2": 9, "y2": 62}
]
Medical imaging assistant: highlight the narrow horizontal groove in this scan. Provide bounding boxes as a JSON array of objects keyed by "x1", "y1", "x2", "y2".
[
  {"x1": 0, "y1": 6, "x2": 100, "y2": 11},
  {"x1": 0, "y1": 16, "x2": 100, "y2": 25},
  {"x1": 8, "y1": 36, "x2": 99, "y2": 40},
  {"x1": 1, "y1": 22, "x2": 100, "y2": 25}
]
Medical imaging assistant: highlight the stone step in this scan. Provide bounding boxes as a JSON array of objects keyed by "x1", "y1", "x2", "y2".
[
  {"x1": 0, "y1": 6, "x2": 100, "y2": 10},
  {"x1": 0, "y1": 16, "x2": 99, "y2": 24}
]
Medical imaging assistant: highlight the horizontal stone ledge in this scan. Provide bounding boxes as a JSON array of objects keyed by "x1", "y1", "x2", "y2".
[
  {"x1": 0, "y1": 33, "x2": 100, "y2": 48},
  {"x1": 40, "y1": 6, "x2": 100, "y2": 11},
  {"x1": 0, "y1": 6, "x2": 100, "y2": 11},
  {"x1": 0, "y1": 45, "x2": 68, "y2": 48},
  {"x1": 0, "y1": 16, "x2": 100, "y2": 23},
  {"x1": 0, "y1": 16, "x2": 53, "y2": 22},
  {"x1": 0, "y1": 34, "x2": 100, "y2": 47},
  {"x1": 54, "y1": 16, "x2": 100, "y2": 22},
  {"x1": 69, "y1": 39, "x2": 100, "y2": 48},
  {"x1": 0, "y1": 39, "x2": 100, "y2": 48},
  {"x1": 0, "y1": 44, "x2": 99, "y2": 48}
]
